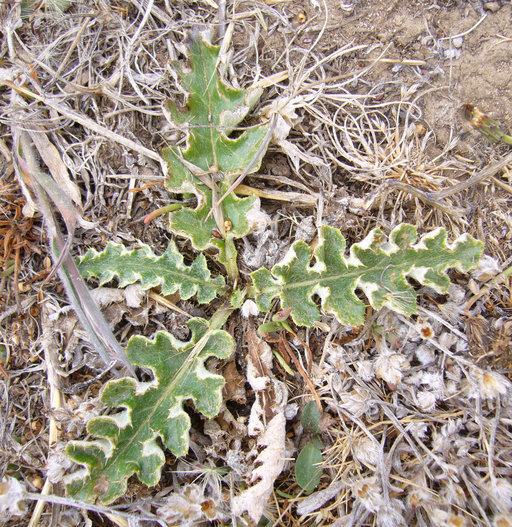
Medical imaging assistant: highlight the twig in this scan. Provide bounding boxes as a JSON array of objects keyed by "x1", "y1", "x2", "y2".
[
  {"x1": 438, "y1": 14, "x2": 487, "y2": 41},
  {"x1": 432, "y1": 151, "x2": 512, "y2": 200},
  {"x1": 27, "y1": 305, "x2": 63, "y2": 527},
  {"x1": 0, "y1": 81, "x2": 165, "y2": 167}
]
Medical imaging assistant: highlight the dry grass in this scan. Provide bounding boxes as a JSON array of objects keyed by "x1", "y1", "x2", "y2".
[{"x1": 1, "y1": 1, "x2": 512, "y2": 526}]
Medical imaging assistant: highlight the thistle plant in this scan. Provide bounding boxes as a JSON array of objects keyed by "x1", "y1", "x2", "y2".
[
  {"x1": 161, "y1": 35, "x2": 269, "y2": 282},
  {"x1": 64, "y1": 36, "x2": 485, "y2": 506}
]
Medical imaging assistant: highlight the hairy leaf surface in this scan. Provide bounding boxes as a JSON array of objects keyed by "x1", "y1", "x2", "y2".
[
  {"x1": 163, "y1": 36, "x2": 269, "y2": 250},
  {"x1": 78, "y1": 241, "x2": 226, "y2": 304},
  {"x1": 252, "y1": 224, "x2": 483, "y2": 326},
  {"x1": 66, "y1": 318, "x2": 233, "y2": 504}
]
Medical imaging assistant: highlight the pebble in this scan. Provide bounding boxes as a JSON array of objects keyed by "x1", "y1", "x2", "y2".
[
  {"x1": 484, "y1": 1, "x2": 500, "y2": 12},
  {"x1": 452, "y1": 37, "x2": 463, "y2": 48}
]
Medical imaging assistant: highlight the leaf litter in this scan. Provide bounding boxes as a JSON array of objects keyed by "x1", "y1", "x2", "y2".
[{"x1": 1, "y1": 1, "x2": 512, "y2": 527}]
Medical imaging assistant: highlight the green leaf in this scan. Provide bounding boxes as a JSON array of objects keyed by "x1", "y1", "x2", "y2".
[
  {"x1": 252, "y1": 224, "x2": 483, "y2": 327},
  {"x1": 295, "y1": 442, "x2": 323, "y2": 494},
  {"x1": 301, "y1": 401, "x2": 322, "y2": 435},
  {"x1": 66, "y1": 317, "x2": 233, "y2": 504},
  {"x1": 163, "y1": 36, "x2": 269, "y2": 251},
  {"x1": 78, "y1": 241, "x2": 226, "y2": 304}
]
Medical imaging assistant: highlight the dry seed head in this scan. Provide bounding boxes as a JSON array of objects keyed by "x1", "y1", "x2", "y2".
[
  {"x1": 494, "y1": 514, "x2": 512, "y2": 527},
  {"x1": 416, "y1": 390, "x2": 436, "y2": 412},
  {"x1": 0, "y1": 477, "x2": 27, "y2": 518},
  {"x1": 357, "y1": 359, "x2": 375, "y2": 381},
  {"x1": 246, "y1": 206, "x2": 270, "y2": 233},
  {"x1": 439, "y1": 481, "x2": 466, "y2": 507},
  {"x1": 468, "y1": 367, "x2": 509, "y2": 399},
  {"x1": 339, "y1": 387, "x2": 374, "y2": 418},
  {"x1": 485, "y1": 479, "x2": 512, "y2": 511},
  {"x1": 415, "y1": 344, "x2": 435, "y2": 365},
  {"x1": 472, "y1": 254, "x2": 500, "y2": 282},
  {"x1": 241, "y1": 300, "x2": 259, "y2": 318},
  {"x1": 374, "y1": 352, "x2": 406, "y2": 385},
  {"x1": 352, "y1": 436, "x2": 379, "y2": 466},
  {"x1": 352, "y1": 477, "x2": 383, "y2": 513},
  {"x1": 406, "y1": 475, "x2": 434, "y2": 509},
  {"x1": 46, "y1": 449, "x2": 74, "y2": 483},
  {"x1": 431, "y1": 508, "x2": 466, "y2": 527},
  {"x1": 376, "y1": 500, "x2": 405, "y2": 527},
  {"x1": 416, "y1": 318, "x2": 434, "y2": 339}
]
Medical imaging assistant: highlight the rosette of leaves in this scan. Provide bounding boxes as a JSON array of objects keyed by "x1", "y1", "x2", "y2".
[
  {"x1": 162, "y1": 35, "x2": 269, "y2": 279},
  {"x1": 65, "y1": 317, "x2": 233, "y2": 504},
  {"x1": 252, "y1": 224, "x2": 483, "y2": 326},
  {"x1": 70, "y1": 221, "x2": 483, "y2": 504}
]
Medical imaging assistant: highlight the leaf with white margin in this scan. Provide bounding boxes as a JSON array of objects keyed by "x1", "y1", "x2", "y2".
[
  {"x1": 78, "y1": 241, "x2": 226, "y2": 304},
  {"x1": 163, "y1": 35, "x2": 269, "y2": 251},
  {"x1": 251, "y1": 224, "x2": 483, "y2": 327},
  {"x1": 65, "y1": 317, "x2": 233, "y2": 504}
]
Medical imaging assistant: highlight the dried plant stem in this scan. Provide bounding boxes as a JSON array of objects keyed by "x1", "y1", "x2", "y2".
[
  {"x1": 0, "y1": 81, "x2": 165, "y2": 167},
  {"x1": 432, "y1": 151, "x2": 512, "y2": 200},
  {"x1": 27, "y1": 328, "x2": 62, "y2": 527},
  {"x1": 236, "y1": 184, "x2": 317, "y2": 206}
]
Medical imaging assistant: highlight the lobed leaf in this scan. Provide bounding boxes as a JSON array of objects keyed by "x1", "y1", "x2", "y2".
[
  {"x1": 78, "y1": 241, "x2": 226, "y2": 304},
  {"x1": 66, "y1": 317, "x2": 233, "y2": 504},
  {"x1": 252, "y1": 224, "x2": 483, "y2": 327},
  {"x1": 162, "y1": 35, "x2": 269, "y2": 250}
]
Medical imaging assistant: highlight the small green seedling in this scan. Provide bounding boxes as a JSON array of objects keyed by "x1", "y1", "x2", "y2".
[{"x1": 295, "y1": 401, "x2": 324, "y2": 494}]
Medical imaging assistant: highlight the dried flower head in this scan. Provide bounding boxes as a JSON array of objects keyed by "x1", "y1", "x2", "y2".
[
  {"x1": 241, "y1": 299, "x2": 259, "y2": 318},
  {"x1": 0, "y1": 477, "x2": 27, "y2": 519},
  {"x1": 467, "y1": 367, "x2": 509, "y2": 400},
  {"x1": 357, "y1": 359, "x2": 375, "y2": 381},
  {"x1": 472, "y1": 255, "x2": 500, "y2": 282},
  {"x1": 157, "y1": 484, "x2": 219, "y2": 526},
  {"x1": 46, "y1": 445, "x2": 74, "y2": 483},
  {"x1": 246, "y1": 204, "x2": 271, "y2": 233},
  {"x1": 339, "y1": 387, "x2": 375, "y2": 418},
  {"x1": 485, "y1": 478, "x2": 512, "y2": 513},
  {"x1": 376, "y1": 499, "x2": 405, "y2": 527},
  {"x1": 352, "y1": 476, "x2": 384, "y2": 513},
  {"x1": 416, "y1": 390, "x2": 436, "y2": 412},
  {"x1": 416, "y1": 318, "x2": 435, "y2": 339},
  {"x1": 494, "y1": 513, "x2": 512, "y2": 527},
  {"x1": 352, "y1": 436, "x2": 380, "y2": 466},
  {"x1": 375, "y1": 351, "x2": 407, "y2": 386}
]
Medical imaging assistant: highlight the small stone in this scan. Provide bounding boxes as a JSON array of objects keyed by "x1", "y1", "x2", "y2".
[
  {"x1": 452, "y1": 37, "x2": 463, "y2": 48},
  {"x1": 484, "y1": 1, "x2": 500, "y2": 12}
]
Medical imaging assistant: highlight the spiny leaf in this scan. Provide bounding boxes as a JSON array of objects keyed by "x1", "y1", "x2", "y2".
[
  {"x1": 78, "y1": 241, "x2": 226, "y2": 304},
  {"x1": 65, "y1": 317, "x2": 233, "y2": 504},
  {"x1": 252, "y1": 224, "x2": 483, "y2": 327},
  {"x1": 163, "y1": 35, "x2": 269, "y2": 250}
]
